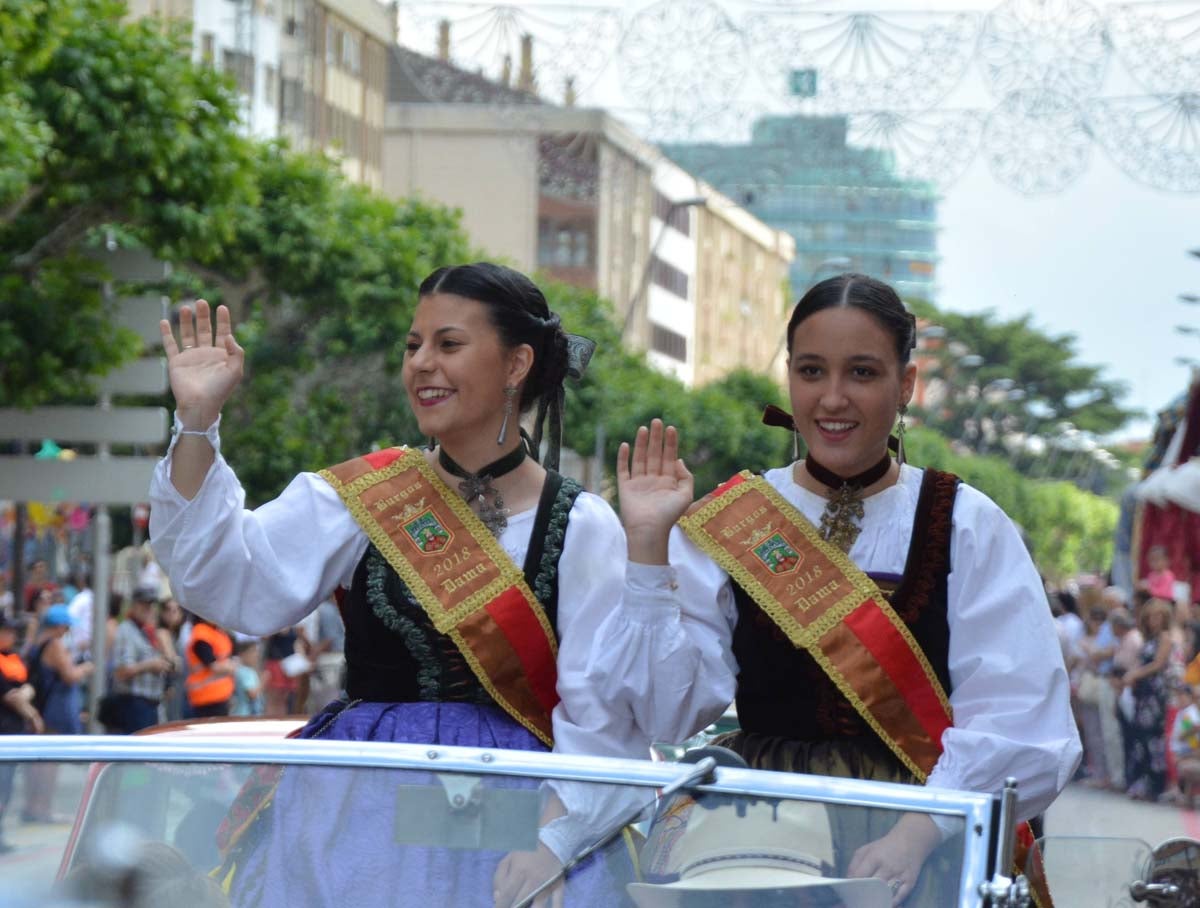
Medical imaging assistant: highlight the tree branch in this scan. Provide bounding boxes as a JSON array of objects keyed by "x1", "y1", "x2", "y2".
[
  {"x1": 0, "y1": 183, "x2": 44, "y2": 228},
  {"x1": 10, "y1": 204, "x2": 108, "y2": 272},
  {"x1": 178, "y1": 262, "x2": 268, "y2": 320}
]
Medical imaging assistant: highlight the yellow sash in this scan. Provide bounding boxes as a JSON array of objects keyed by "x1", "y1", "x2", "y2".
[{"x1": 320, "y1": 447, "x2": 559, "y2": 746}]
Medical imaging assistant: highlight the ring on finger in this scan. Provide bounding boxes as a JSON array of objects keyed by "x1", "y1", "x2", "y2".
[{"x1": 888, "y1": 879, "x2": 903, "y2": 894}]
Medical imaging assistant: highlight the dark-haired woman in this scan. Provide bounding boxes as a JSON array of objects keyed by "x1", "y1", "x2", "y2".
[
  {"x1": 149, "y1": 263, "x2": 643, "y2": 907},
  {"x1": 597, "y1": 274, "x2": 1081, "y2": 906}
]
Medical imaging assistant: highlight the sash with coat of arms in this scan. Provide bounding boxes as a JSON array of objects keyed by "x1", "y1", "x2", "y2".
[
  {"x1": 680, "y1": 470, "x2": 1053, "y2": 907},
  {"x1": 319, "y1": 447, "x2": 560, "y2": 746}
]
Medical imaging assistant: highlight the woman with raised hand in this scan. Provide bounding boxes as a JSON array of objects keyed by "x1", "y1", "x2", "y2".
[
  {"x1": 150, "y1": 262, "x2": 645, "y2": 908},
  {"x1": 598, "y1": 273, "x2": 1081, "y2": 906}
]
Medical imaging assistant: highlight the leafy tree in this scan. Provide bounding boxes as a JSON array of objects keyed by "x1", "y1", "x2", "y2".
[
  {"x1": 0, "y1": 1, "x2": 64, "y2": 208},
  {"x1": 907, "y1": 300, "x2": 1137, "y2": 438},
  {"x1": 0, "y1": 0, "x2": 255, "y2": 407},
  {"x1": 904, "y1": 426, "x2": 1117, "y2": 579},
  {"x1": 183, "y1": 150, "x2": 475, "y2": 504}
]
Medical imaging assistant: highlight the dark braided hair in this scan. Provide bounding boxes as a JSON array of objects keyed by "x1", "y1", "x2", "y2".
[
  {"x1": 417, "y1": 262, "x2": 572, "y2": 469},
  {"x1": 785, "y1": 273, "x2": 917, "y2": 366}
]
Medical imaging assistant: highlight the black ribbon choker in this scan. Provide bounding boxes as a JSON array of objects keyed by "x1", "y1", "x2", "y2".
[
  {"x1": 804, "y1": 452, "x2": 893, "y2": 554},
  {"x1": 804, "y1": 452, "x2": 893, "y2": 492},
  {"x1": 438, "y1": 444, "x2": 527, "y2": 535}
]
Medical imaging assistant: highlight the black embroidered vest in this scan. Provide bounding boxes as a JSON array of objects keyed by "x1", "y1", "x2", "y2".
[
  {"x1": 732, "y1": 469, "x2": 960, "y2": 741},
  {"x1": 340, "y1": 473, "x2": 583, "y2": 705}
]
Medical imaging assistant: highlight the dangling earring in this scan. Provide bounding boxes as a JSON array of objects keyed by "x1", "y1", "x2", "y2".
[
  {"x1": 497, "y1": 386, "x2": 518, "y2": 446},
  {"x1": 793, "y1": 430, "x2": 800, "y2": 461},
  {"x1": 896, "y1": 405, "x2": 908, "y2": 467}
]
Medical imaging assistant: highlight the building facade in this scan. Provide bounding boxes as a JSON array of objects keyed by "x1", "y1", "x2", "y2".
[
  {"x1": 384, "y1": 45, "x2": 793, "y2": 387},
  {"x1": 666, "y1": 115, "x2": 940, "y2": 303},
  {"x1": 693, "y1": 198, "x2": 797, "y2": 386},
  {"x1": 128, "y1": 0, "x2": 392, "y2": 188}
]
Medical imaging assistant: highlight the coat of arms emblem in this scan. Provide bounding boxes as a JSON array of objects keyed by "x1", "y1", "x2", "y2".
[
  {"x1": 751, "y1": 531, "x2": 802, "y2": 574},
  {"x1": 403, "y1": 509, "x2": 453, "y2": 554}
]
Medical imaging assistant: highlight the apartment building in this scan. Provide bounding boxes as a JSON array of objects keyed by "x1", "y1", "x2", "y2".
[
  {"x1": 384, "y1": 42, "x2": 793, "y2": 387},
  {"x1": 129, "y1": 0, "x2": 392, "y2": 187},
  {"x1": 668, "y1": 115, "x2": 940, "y2": 303}
]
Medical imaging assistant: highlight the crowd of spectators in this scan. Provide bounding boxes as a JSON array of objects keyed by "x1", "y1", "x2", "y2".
[
  {"x1": 0, "y1": 540, "x2": 345, "y2": 851},
  {"x1": 1056, "y1": 545, "x2": 1200, "y2": 806}
]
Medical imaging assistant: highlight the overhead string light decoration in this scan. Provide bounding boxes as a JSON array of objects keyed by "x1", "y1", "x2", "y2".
[{"x1": 394, "y1": 0, "x2": 1200, "y2": 193}]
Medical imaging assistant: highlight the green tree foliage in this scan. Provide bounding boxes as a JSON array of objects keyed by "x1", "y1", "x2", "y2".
[
  {"x1": 0, "y1": 0, "x2": 255, "y2": 407},
  {"x1": 192, "y1": 150, "x2": 474, "y2": 503},
  {"x1": 907, "y1": 299, "x2": 1136, "y2": 436},
  {"x1": 903, "y1": 426, "x2": 1117, "y2": 579},
  {"x1": 0, "y1": 1, "x2": 62, "y2": 205}
]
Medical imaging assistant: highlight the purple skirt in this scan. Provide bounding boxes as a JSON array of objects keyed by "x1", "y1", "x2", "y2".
[{"x1": 225, "y1": 700, "x2": 630, "y2": 908}]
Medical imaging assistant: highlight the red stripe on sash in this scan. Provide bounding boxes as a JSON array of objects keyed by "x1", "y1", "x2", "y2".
[
  {"x1": 363, "y1": 448, "x2": 405, "y2": 470},
  {"x1": 844, "y1": 601, "x2": 951, "y2": 751},
  {"x1": 712, "y1": 473, "x2": 746, "y2": 497},
  {"x1": 486, "y1": 588, "x2": 560, "y2": 717}
]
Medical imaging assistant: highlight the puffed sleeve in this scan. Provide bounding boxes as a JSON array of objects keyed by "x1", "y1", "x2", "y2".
[
  {"x1": 541, "y1": 494, "x2": 734, "y2": 861},
  {"x1": 148, "y1": 415, "x2": 369, "y2": 635},
  {"x1": 926, "y1": 484, "x2": 1083, "y2": 823},
  {"x1": 584, "y1": 524, "x2": 739, "y2": 747}
]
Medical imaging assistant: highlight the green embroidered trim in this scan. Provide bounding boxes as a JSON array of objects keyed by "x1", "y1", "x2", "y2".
[
  {"x1": 364, "y1": 545, "x2": 440, "y2": 699},
  {"x1": 533, "y1": 477, "x2": 584, "y2": 609}
]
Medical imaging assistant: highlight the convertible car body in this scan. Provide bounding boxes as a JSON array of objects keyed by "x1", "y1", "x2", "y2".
[{"x1": 0, "y1": 724, "x2": 1145, "y2": 908}]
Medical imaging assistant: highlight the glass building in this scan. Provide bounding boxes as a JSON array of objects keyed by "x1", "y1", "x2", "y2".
[{"x1": 665, "y1": 115, "x2": 939, "y2": 301}]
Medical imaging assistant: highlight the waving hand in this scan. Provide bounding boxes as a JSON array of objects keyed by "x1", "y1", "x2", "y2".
[
  {"x1": 160, "y1": 300, "x2": 244, "y2": 430},
  {"x1": 617, "y1": 419, "x2": 694, "y2": 565}
]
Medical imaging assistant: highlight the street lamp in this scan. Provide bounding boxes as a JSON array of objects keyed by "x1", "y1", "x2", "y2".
[{"x1": 621, "y1": 195, "x2": 708, "y2": 340}]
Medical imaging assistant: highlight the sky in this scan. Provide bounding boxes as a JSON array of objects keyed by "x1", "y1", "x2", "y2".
[
  {"x1": 398, "y1": 0, "x2": 1200, "y2": 441},
  {"x1": 938, "y1": 145, "x2": 1198, "y2": 441}
]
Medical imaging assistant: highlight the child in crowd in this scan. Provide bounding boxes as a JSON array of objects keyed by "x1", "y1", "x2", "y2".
[
  {"x1": 1139, "y1": 545, "x2": 1177, "y2": 603},
  {"x1": 230, "y1": 640, "x2": 263, "y2": 718},
  {"x1": 1165, "y1": 685, "x2": 1200, "y2": 806}
]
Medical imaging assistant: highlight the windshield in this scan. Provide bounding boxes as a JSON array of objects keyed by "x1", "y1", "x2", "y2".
[
  {"x1": 0, "y1": 739, "x2": 984, "y2": 908},
  {"x1": 1031, "y1": 835, "x2": 1154, "y2": 906}
]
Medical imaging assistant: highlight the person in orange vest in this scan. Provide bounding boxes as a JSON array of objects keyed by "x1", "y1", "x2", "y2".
[
  {"x1": 1, "y1": 613, "x2": 42, "y2": 853},
  {"x1": 184, "y1": 619, "x2": 235, "y2": 718}
]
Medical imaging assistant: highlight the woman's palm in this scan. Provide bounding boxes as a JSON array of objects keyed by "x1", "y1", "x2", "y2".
[
  {"x1": 616, "y1": 420, "x2": 694, "y2": 537},
  {"x1": 159, "y1": 300, "x2": 244, "y2": 419}
]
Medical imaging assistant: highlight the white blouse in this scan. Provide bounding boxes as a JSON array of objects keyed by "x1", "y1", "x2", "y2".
[
  {"x1": 148, "y1": 419, "x2": 648, "y2": 862},
  {"x1": 587, "y1": 463, "x2": 1082, "y2": 832}
]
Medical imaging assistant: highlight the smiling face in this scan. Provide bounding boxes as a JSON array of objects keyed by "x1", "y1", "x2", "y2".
[
  {"x1": 402, "y1": 292, "x2": 532, "y2": 447},
  {"x1": 789, "y1": 306, "x2": 916, "y2": 479}
]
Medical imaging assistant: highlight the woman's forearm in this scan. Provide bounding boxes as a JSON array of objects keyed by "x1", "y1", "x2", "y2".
[{"x1": 168, "y1": 422, "x2": 218, "y2": 500}]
